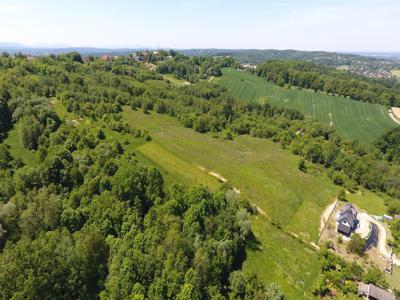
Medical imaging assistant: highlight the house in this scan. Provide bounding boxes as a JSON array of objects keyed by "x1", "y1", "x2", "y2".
[
  {"x1": 358, "y1": 282, "x2": 396, "y2": 300},
  {"x1": 337, "y1": 203, "x2": 358, "y2": 236},
  {"x1": 100, "y1": 55, "x2": 111, "y2": 61},
  {"x1": 241, "y1": 63, "x2": 257, "y2": 71}
]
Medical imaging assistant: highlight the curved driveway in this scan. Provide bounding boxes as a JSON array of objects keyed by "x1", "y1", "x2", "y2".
[{"x1": 357, "y1": 212, "x2": 400, "y2": 266}]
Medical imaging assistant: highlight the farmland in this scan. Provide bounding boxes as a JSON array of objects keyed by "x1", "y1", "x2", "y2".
[{"x1": 214, "y1": 68, "x2": 398, "y2": 143}]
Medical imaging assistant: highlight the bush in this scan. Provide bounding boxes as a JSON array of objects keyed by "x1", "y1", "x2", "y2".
[{"x1": 347, "y1": 233, "x2": 365, "y2": 256}]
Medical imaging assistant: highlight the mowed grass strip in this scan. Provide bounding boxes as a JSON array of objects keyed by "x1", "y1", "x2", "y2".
[
  {"x1": 136, "y1": 142, "x2": 221, "y2": 190},
  {"x1": 215, "y1": 68, "x2": 398, "y2": 143}
]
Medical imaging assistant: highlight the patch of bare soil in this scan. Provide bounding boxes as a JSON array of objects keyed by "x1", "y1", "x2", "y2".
[{"x1": 389, "y1": 107, "x2": 400, "y2": 125}]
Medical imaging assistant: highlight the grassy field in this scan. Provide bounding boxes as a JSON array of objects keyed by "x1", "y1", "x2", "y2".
[
  {"x1": 347, "y1": 190, "x2": 387, "y2": 216},
  {"x1": 122, "y1": 108, "x2": 330, "y2": 298},
  {"x1": 122, "y1": 107, "x2": 341, "y2": 241},
  {"x1": 214, "y1": 68, "x2": 398, "y2": 144}
]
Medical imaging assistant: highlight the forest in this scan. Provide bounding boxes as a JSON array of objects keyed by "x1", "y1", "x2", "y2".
[{"x1": 0, "y1": 51, "x2": 400, "y2": 299}]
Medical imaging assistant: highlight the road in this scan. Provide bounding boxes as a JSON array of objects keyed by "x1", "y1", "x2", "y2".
[{"x1": 358, "y1": 212, "x2": 400, "y2": 266}]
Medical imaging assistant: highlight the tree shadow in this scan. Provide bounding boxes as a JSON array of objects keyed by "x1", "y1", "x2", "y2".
[{"x1": 246, "y1": 231, "x2": 262, "y2": 252}]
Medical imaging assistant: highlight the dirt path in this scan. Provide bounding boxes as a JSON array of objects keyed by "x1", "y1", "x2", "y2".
[
  {"x1": 201, "y1": 167, "x2": 321, "y2": 251},
  {"x1": 208, "y1": 76, "x2": 214, "y2": 83},
  {"x1": 319, "y1": 199, "x2": 337, "y2": 233}
]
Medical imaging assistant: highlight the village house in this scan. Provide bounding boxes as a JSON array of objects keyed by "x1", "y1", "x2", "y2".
[
  {"x1": 337, "y1": 203, "x2": 358, "y2": 236},
  {"x1": 358, "y1": 282, "x2": 396, "y2": 300},
  {"x1": 241, "y1": 63, "x2": 257, "y2": 71}
]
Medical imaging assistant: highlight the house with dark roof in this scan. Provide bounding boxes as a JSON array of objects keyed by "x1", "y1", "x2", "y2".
[
  {"x1": 337, "y1": 203, "x2": 358, "y2": 236},
  {"x1": 358, "y1": 282, "x2": 396, "y2": 300}
]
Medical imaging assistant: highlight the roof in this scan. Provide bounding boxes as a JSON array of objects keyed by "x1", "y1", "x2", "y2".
[
  {"x1": 338, "y1": 212, "x2": 357, "y2": 228},
  {"x1": 337, "y1": 222, "x2": 351, "y2": 235},
  {"x1": 340, "y1": 203, "x2": 357, "y2": 216},
  {"x1": 358, "y1": 282, "x2": 396, "y2": 300}
]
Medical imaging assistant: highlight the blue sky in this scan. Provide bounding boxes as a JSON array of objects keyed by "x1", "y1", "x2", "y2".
[{"x1": 0, "y1": 0, "x2": 399, "y2": 51}]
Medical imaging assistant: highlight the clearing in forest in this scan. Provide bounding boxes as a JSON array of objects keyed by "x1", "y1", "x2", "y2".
[{"x1": 122, "y1": 107, "x2": 340, "y2": 299}]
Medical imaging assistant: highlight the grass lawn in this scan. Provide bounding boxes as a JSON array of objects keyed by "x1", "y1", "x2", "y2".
[
  {"x1": 214, "y1": 68, "x2": 398, "y2": 144},
  {"x1": 346, "y1": 190, "x2": 387, "y2": 216},
  {"x1": 245, "y1": 215, "x2": 320, "y2": 299},
  {"x1": 386, "y1": 266, "x2": 400, "y2": 290}
]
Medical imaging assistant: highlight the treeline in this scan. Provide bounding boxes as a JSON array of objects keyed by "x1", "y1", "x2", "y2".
[
  {"x1": 256, "y1": 60, "x2": 400, "y2": 106},
  {"x1": 156, "y1": 54, "x2": 238, "y2": 83},
  {"x1": 375, "y1": 127, "x2": 400, "y2": 164},
  {"x1": 0, "y1": 53, "x2": 282, "y2": 299}
]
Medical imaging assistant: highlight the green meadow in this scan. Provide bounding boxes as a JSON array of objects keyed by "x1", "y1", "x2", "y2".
[
  {"x1": 215, "y1": 68, "x2": 398, "y2": 144},
  {"x1": 122, "y1": 108, "x2": 330, "y2": 299}
]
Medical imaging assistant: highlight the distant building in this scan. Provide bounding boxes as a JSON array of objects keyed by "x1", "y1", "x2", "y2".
[
  {"x1": 241, "y1": 63, "x2": 257, "y2": 71},
  {"x1": 358, "y1": 282, "x2": 395, "y2": 300},
  {"x1": 100, "y1": 55, "x2": 111, "y2": 61},
  {"x1": 337, "y1": 203, "x2": 358, "y2": 236}
]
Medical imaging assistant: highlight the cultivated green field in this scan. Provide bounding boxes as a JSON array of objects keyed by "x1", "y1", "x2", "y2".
[{"x1": 215, "y1": 68, "x2": 398, "y2": 144}]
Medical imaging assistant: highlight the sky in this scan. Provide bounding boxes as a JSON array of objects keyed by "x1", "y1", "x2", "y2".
[{"x1": 0, "y1": 0, "x2": 399, "y2": 51}]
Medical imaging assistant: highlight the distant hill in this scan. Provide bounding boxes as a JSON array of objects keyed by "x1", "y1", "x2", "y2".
[
  {"x1": 180, "y1": 49, "x2": 400, "y2": 78},
  {"x1": 0, "y1": 43, "x2": 143, "y2": 56},
  {"x1": 180, "y1": 48, "x2": 399, "y2": 65}
]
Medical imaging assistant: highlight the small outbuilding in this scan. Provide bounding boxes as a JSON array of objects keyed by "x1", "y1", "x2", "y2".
[{"x1": 358, "y1": 282, "x2": 395, "y2": 300}]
